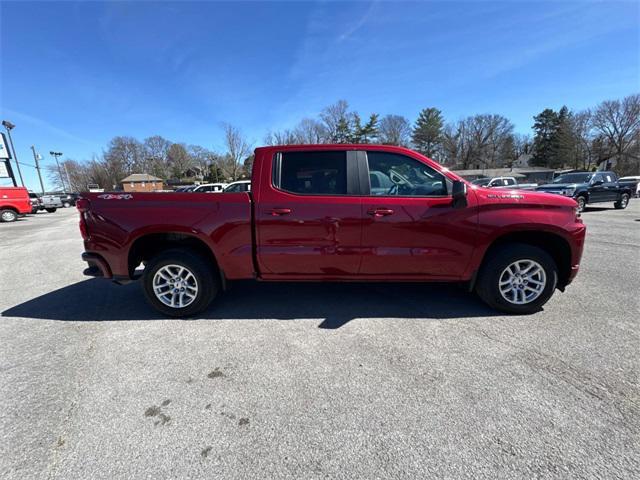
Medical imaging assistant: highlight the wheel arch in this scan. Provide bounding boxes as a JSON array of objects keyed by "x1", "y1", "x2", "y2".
[
  {"x1": 127, "y1": 231, "x2": 225, "y2": 288},
  {"x1": 474, "y1": 230, "x2": 573, "y2": 290},
  {"x1": 575, "y1": 189, "x2": 589, "y2": 201}
]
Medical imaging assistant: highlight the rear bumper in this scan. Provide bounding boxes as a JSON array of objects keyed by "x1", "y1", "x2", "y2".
[{"x1": 81, "y1": 252, "x2": 113, "y2": 279}]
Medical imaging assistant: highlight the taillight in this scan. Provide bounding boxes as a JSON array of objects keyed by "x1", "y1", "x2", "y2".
[
  {"x1": 76, "y1": 198, "x2": 90, "y2": 240},
  {"x1": 79, "y1": 217, "x2": 89, "y2": 240},
  {"x1": 76, "y1": 198, "x2": 90, "y2": 212}
]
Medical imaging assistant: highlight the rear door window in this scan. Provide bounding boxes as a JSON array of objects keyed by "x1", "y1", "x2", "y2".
[{"x1": 276, "y1": 151, "x2": 348, "y2": 195}]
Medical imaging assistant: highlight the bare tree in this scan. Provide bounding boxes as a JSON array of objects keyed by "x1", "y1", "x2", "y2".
[
  {"x1": 222, "y1": 123, "x2": 252, "y2": 181},
  {"x1": 569, "y1": 110, "x2": 595, "y2": 170},
  {"x1": 591, "y1": 94, "x2": 640, "y2": 174},
  {"x1": 47, "y1": 158, "x2": 110, "y2": 192},
  {"x1": 264, "y1": 118, "x2": 328, "y2": 146},
  {"x1": 320, "y1": 100, "x2": 352, "y2": 142},
  {"x1": 264, "y1": 129, "x2": 300, "y2": 146},
  {"x1": 188, "y1": 145, "x2": 221, "y2": 181},
  {"x1": 441, "y1": 114, "x2": 514, "y2": 168},
  {"x1": 167, "y1": 143, "x2": 193, "y2": 179},
  {"x1": 143, "y1": 135, "x2": 172, "y2": 179},
  {"x1": 102, "y1": 136, "x2": 144, "y2": 188},
  {"x1": 294, "y1": 118, "x2": 327, "y2": 143},
  {"x1": 379, "y1": 114, "x2": 411, "y2": 146},
  {"x1": 513, "y1": 133, "x2": 532, "y2": 157}
]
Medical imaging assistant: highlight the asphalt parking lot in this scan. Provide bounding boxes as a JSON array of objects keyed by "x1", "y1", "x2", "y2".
[{"x1": 1, "y1": 204, "x2": 639, "y2": 479}]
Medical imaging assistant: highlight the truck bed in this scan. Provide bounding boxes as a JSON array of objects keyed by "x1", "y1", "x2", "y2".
[{"x1": 80, "y1": 191, "x2": 254, "y2": 280}]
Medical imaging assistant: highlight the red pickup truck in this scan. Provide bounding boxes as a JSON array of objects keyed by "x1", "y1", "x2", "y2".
[
  {"x1": 78, "y1": 145, "x2": 586, "y2": 316},
  {"x1": 1, "y1": 186, "x2": 32, "y2": 222}
]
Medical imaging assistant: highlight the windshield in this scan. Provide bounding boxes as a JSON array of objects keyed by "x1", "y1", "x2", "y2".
[
  {"x1": 471, "y1": 178, "x2": 490, "y2": 186},
  {"x1": 553, "y1": 173, "x2": 592, "y2": 184}
]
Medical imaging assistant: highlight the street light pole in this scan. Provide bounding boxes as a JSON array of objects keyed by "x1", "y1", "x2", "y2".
[
  {"x1": 31, "y1": 146, "x2": 46, "y2": 195},
  {"x1": 49, "y1": 151, "x2": 67, "y2": 192},
  {"x1": 2, "y1": 120, "x2": 25, "y2": 187},
  {"x1": 63, "y1": 161, "x2": 72, "y2": 192}
]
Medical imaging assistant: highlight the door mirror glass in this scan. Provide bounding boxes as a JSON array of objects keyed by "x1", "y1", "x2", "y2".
[{"x1": 452, "y1": 180, "x2": 467, "y2": 208}]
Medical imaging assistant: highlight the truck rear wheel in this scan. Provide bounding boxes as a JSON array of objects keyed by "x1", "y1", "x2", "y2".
[
  {"x1": 475, "y1": 243, "x2": 558, "y2": 314},
  {"x1": 1, "y1": 209, "x2": 18, "y2": 222},
  {"x1": 142, "y1": 248, "x2": 219, "y2": 317},
  {"x1": 614, "y1": 193, "x2": 629, "y2": 209}
]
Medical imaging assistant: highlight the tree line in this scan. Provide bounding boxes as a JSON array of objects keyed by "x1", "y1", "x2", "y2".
[
  {"x1": 48, "y1": 124, "x2": 252, "y2": 191},
  {"x1": 264, "y1": 93, "x2": 639, "y2": 174},
  {"x1": 49, "y1": 93, "x2": 639, "y2": 191}
]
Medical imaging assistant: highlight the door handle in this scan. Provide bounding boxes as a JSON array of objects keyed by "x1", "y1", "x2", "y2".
[
  {"x1": 367, "y1": 208, "x2": 394, "y2": 217},
  {"x1": 269, "y1": 208, "x2": 292, "y2": 216}
]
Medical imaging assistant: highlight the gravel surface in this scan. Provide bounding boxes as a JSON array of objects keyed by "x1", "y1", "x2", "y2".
[{"x1": 1, "y1": 204, "x2": 638, "y2": 479}]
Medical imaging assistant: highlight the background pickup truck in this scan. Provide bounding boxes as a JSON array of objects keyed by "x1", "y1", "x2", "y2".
[
  {"x1": 0, "y1": 186, "x2": 32, "y2": 222},
  {"x1": 78, "y1": 144, "x2": 586, "y2": 316},
  {"x1": 471, "y1": 176, "x2": 538, "y2": 190},
  {"x1": 536, "y1": 171, "x2": 632, "y2": 212},
  {"x1": 28, "y1": 192, "x2": 62, "y2": 213}
]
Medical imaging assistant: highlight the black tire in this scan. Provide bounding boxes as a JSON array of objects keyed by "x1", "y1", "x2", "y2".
[
  {"x1": 475, "y1": 243, "x2": 558, "y2": 314},
  {"x1": 576, "y1": 195, "x2": 587, "y2": 212},
  {"x1": 614, "y1": 193, "x2": 629, "y2": 210},
  {"x1": 0, "y1": 209, "x2": 18, "y2": 222},
  {"x1": 45, "y1": 208, "x2": 57, "y2": 213},
  {"x1": 142, "y1": 248, "x2": 219, "y2": 317},
  {"x1": 63, "y1": 202, "x2": 71, "y2": 208}
]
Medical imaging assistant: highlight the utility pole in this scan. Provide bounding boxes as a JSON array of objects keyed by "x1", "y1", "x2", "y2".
[
  {"x1": 2, "y1": 120, "x2": 24, "y2": 186},
  {"x1": 31, "y1": 146, "x2": 46, "y2": 195},
  {"x1": 49, "y1": 151, "x2": 67, "y2": 192}
]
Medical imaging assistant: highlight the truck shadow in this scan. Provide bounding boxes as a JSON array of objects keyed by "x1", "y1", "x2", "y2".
[{"x1": 2, "y1": 279, "x2": 500, "y2": 329}]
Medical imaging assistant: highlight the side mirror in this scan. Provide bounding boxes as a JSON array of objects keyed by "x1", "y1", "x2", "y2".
[
  {"x1": 452, "y1": 180, "x2": 468, "y2": 208},
  {"x1": 592, "y1": 179, "x2": 604, "y2": 186}
]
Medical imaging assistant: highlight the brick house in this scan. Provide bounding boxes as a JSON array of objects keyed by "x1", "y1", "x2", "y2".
[{"x1": 121, "y1": 174, "x2": 164, "y2": 192}]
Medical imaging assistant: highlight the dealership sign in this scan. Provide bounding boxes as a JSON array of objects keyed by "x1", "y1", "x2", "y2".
[
  {"x1": 0, "y1": 160, "x2": 9, "y2": 178},
  {"x1": 0, "y1": 133, "x2": 11, "y2": 160}
]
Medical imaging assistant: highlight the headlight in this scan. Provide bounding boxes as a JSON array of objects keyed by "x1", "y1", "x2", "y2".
[{"x1": 563, "y1": 187, "x2": 576, "y2": 196}]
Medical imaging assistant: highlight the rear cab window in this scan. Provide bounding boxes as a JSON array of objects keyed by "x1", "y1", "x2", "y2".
[{"x1": 274, "y1": 151, "x2": 348, "y2": 195}]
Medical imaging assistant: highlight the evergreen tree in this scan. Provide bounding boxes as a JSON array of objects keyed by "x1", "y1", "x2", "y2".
[
  {"x1": 412, "y1": 108, "x2": 443, "y2": 157},
  {"x1": 360, "y1": 113, "x2": 379, "y2": 143},
  {"x1": 554, "y1": 106, "x2": 576, "y2": 168},
  {"x1": 350, "y1": 113, "x2": 363, "y2": 143},
  {"x1": 531, "y1": 108, "x2": 560, "y2": 167},
  {"x1": 333, "y1": 116, "x2": 352, "y2": 143}
]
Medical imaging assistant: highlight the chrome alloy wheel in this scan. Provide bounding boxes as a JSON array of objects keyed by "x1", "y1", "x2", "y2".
[
  {"x1": 152, "y1": 264, "x2": 199, "y2": 308},
  {"x1": 498, "y1": 259, "x2": 546, "y2": 305}
]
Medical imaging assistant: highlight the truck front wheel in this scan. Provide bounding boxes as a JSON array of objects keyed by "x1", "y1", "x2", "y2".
[
  {"x1": 142, "y1": 248, "x2": 219, "y2": 317},
  {"x1": 576, "y1": 195, "x2": 586, "y2": 212},
  {"x1": 475, "y1": 243, "x2": 558, "y2": 314}
]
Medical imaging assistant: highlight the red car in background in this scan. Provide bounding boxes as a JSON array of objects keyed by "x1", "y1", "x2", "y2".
[
  {"x1": 0, "y1": 186, "x2": 32, "y2": 222},
  {"x1": 77, "y1": 144, "x2": 586, "y2": 316}
]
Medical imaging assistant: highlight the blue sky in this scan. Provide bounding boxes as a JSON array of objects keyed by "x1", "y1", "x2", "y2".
[{"x1": 1, "y1": 0, "x2": 638, "y2": 190}]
